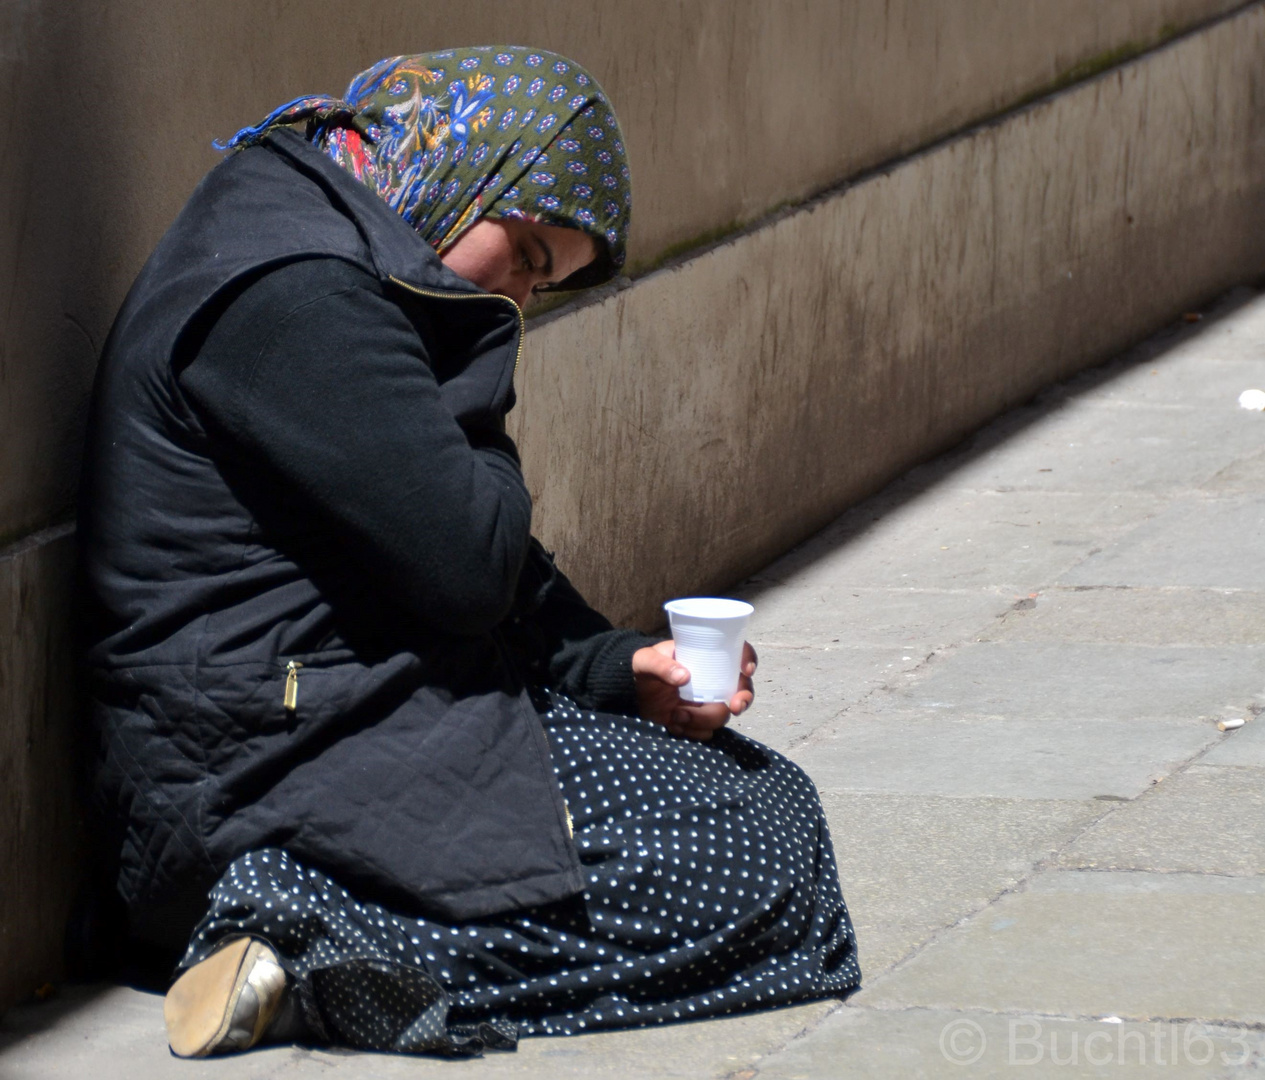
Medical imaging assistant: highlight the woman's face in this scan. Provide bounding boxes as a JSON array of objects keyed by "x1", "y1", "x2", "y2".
[{"x1": 440, "y1": 218, "x2": 598, "y2": 309}]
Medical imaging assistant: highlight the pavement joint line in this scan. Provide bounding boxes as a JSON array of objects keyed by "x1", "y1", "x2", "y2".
[
  {"x1": 758, "y1": 643, "x2": 838, "y2": 651},
  {"x1": 1027, "y1": 734, "x2": 1260, "y2": 876},
  {"x1": 839, "y1": 1001, "x2": 1265, "y2": 1029},
  {"x1": 842, "y1": 788, "x2": 1198, "y2": 986},
  {"x1": 1033, "y1": 865, "x2": 1265, "y2": 879},
  {"x1": 759, "y1": 645, "x2": 965, "y2": 757},
  {"x1": 753, "y1": 587, "x2": 1017, "y2": 595},
  {"x1": 776, "y1": 649, "x2": 954, "y2": 756},
  {"x1": 845, "y1": 837, "x2": 1103, "y2": 985},
  {"x1": 1052, "y1": 583, "x2": 1265, "y2": 593},
  {"x1": 1186, "y1": 760, "x2": 1265, "y2": 771},
  {"x1": 714, "y1": 999, "x2": 853, "y2": 1080},
  {"x1": 816, "y1": 711, "x2": 1240, "y2": 724},
  {"x1": 780, "y1": 697, "x2": 872, "y2": 755},
  {"x1": 945, "y1": 486, "x2": 1238, "y2": 497}
]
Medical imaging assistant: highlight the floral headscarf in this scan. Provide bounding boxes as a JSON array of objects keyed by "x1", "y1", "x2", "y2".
[{"x1": 219, "y1": 47, "x2": 631, "y2": 290}]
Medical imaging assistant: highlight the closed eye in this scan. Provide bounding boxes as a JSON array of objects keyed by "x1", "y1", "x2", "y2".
[{"x1": 531, "y1": 234, "x2": 554, "y2": 278}]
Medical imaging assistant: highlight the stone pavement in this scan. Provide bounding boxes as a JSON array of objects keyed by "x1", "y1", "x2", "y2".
[{"x1": 4, "y1": 290, "x2": 1265, "y2": 1076}]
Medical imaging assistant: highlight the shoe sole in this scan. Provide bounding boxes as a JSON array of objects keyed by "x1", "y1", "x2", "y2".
[{"x1": 164, "y1": 937, "x2": 268, "y2": 1058}]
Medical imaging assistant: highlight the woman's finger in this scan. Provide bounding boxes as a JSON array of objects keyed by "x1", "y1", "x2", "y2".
[
  {"x1": 724, "y1": 667, "x2": 756, "y2": 715},
  {"x1": 742, "y1": 641, "x2": 758, "y2": 676},
  {"x1": 631, "y1": 643, "x2": 689, "y2": 687}
]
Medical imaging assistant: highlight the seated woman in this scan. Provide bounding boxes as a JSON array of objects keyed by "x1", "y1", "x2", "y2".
[{"x1": 78, "y1": 46, "x2": 860, "y2": 1058}]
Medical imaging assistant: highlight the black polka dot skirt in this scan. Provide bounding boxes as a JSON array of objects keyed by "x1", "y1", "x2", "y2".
[{"x1": 180, "y1": 691, "x2": 860, "y2": 1055}]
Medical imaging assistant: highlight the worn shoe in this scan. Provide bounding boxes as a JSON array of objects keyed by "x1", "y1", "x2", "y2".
[{"x1": 164, "y1": 936, "x2": 289, "y2": 1057}]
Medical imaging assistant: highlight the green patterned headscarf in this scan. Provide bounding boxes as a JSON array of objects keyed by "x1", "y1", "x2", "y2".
[{"x1": 219, "y1": 47, "x2": 631, "y2": 290}]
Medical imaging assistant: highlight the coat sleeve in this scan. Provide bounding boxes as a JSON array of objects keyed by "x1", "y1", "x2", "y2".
[
  {"x1": 177, "y1": 258, "x2": 531, "y2": 636},
  {"x1": 505, "y1": 539, "x2": 660, "y2": 714}
]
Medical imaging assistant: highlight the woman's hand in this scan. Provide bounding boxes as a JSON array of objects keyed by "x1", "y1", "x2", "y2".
[{"x1": 632, "y1": 639, "x2": 758, "y2": 740}]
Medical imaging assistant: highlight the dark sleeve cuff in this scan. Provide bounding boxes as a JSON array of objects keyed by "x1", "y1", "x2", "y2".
[{"x1": 571, "y1": 629, "x2": 662, "y2": 716}]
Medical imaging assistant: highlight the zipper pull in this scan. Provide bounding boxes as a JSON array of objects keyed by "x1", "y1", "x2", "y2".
[{"x1": 284, "y1": 661, "x2": 303, "y2": 712}]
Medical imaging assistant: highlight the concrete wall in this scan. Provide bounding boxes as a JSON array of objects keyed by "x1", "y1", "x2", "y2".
[
  {"x1": 0, "y1": 0, "x2": 1244, "y2": 538},
  {"x1": 514, "y1": 5, "x2": 1265, "y2": 627},
  {"x1": 2, "y1": 0, "x2": 1263, "y2": 1009},
  {"x1": 0, "y1": 528, "x2": 80, "y2": 1002}
]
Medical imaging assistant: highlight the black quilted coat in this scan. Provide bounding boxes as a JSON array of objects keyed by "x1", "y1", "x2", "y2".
[{"x1": 78, "y1": 130, "x2": 652, "y2": 951}]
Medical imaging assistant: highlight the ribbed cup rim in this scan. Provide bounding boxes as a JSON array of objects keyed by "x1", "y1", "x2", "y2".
[{"x1": 663, "y1": 597, "x2": 754, "y2": 620}]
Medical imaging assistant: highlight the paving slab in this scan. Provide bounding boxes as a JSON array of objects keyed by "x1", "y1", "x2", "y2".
[
  {"x1": 1091, "y1": 355, "x2": 1265, "y2": 406},
  {"x1": 1056, "y1": 765, "x2": 1265, "y2": 874},
  {"x1": 0, "y1": 984, "x2": 836, "y2": 1080},
  {"x1": 818, "y1": 793, "x2": 1100, "y2": 976},
  {"x1": 731, "y1": 645, "x2": 926, "y2": 753},
  {"x1": 792, "y1": 712, "x2": 1215, "y2": 800},
  {"x1": 1051, "y1": 350, "x2": 1265, "y2": 411},
  {"x1": 887, "y1": 641, "x2": 1265, "y2": 720},
  {"x1": 1204, "y1": 445, "x2": 1265, "y2": 495},
  {"x1": 0, "y1": 986, "x2": 294, "y2": 1080},
  {"x1": 1061, "y1": 495, "x2": 1265, "y2": 589},
  {"x1": 980, "y1": 586, "x2": 1265, "y2": 647},
  {"x1": 1200, "y1": 716, "x2": 1265, "y2": 767},
  {"x1": 740, "y1": 584, "x2": 1011, "y2": 651},
  {"x1": 745, "y1": 489, "x2": 1163, "y2": 595},
  {"x1": 752, "y1": 1006, "x2": 1265, "y2": 1078},
  {"x1": 855, "y1": 871, "x2": 1265, "y2": 1024},
  {"x1": 933, "y1": 400, "x2": 1265, "y2": 496}
]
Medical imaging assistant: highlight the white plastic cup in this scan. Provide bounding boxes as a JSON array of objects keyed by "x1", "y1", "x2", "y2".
[{"x1": 663, "y1": 597, "x2": 754, "y2": 704}]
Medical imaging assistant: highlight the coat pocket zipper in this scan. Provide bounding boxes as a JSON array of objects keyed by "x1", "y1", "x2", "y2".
[{"x1": 284, "y1": 661, "x2": 304, "y2": 712}]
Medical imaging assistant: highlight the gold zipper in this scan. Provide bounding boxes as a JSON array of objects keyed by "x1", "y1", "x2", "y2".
[
  {"x1": 387, "y1": 276, "x2": 525, "y2": 379},
  {"x1": 284, "y1": 661, "x2": 303, "y2": 712}
]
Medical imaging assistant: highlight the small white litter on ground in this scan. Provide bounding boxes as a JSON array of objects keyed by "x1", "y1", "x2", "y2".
[
  {"x1": 1218, "y1": 718, "x2": 1246, "y2": 731},
  {"x1": 1237, "y1": 388, "x2": 1265, "y2": 410}
]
